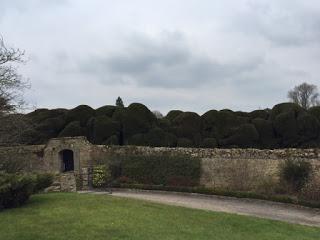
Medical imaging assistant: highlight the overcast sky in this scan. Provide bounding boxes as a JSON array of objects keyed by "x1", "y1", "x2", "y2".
[{"x1": 1, "y1": 0, "x2": 320, "y2": 114}]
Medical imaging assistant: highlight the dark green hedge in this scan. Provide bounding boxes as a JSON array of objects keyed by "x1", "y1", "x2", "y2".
[
  {"x1": 115, "y1": 153, "x2": 201, "y2": 187},
  {"x1": 15, "y1": 102, "x2": 320, "y2": 148}
]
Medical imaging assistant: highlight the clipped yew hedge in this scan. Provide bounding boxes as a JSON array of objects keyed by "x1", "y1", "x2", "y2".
[{"x1": 116, "y1": 153, "x2": 201, "y2": 187}]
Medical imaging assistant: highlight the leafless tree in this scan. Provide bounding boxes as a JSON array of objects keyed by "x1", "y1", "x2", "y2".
[
  {"x1": 288, "y1": 82, "x2": 320, "y2": 109},
  {"x1": 152, "y1": 110, "x2": 164, "y2": 119},
  {"x1": 0, "y1": 37, "x2": 29, "y2": 115},
  {"x1": 0, "y1": 36, "x2": 32, "y2": 146}
]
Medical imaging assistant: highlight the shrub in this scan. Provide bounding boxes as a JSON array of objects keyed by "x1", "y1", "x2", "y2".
[
  {"x1": 86, "y1": 116, "x2": 120, "y2": 144},
  {"x1": 103, "y1": 135, "x2": 119, "y2": 145},
  {"x1": 220, "y1": 124, "x2": 259, "y2": 148},
  {"x1": 58, "y1": 121, "x2": 86, "y2": 137},
  {"x1": 33, "y1": 173, "x2": 54, "y2": 193},
  {"x1": 273, "y1": 110, "x2": 299, "y2": 147},
  {"x1": 65, "y1": 105, "x2": 95, "y2": 126},
  {"x1": 92, "y1": 165, "x2": 111, "y2": 188},
  {"x1": 120, "y1": 153, "x2": 200, "y2": 187},
  {"x1": 165, "y1": 110, "x2": 183, "y2": 122},
  {"x1": 252, "y1": 118, "x2": 278, "y2": 148},
  {"x1": 143, "y1": 128, "x2": 177, "y2": 147},
  {"x1": 201, "y1": 138, "x2": 218, "y2": 148},
  {"x1": 296, "y1": 113, "x2": 320, "y2": 143},
  {"x1": 309, "y1": 106, "x2": 320, "y2": 122},
  {"x1": 270, "y1": 102, "x2": 303, "y2": 120},
  {"x1": 249, "y1": 110, "x2": 269, "y2": 120},
  {"x1": 0, "y1": 173, "x2": 35, "y2": 210},
  {"x1": 280, "y1": 159, "x2": 312, "y2": 192},
  {"x1": 177, "y1": 138, "x2": 193, "y2": 147},
  {"x1": 201, "y1": 110, "x2": 247, "y2": 140},
  {"x1": 95, "y1": 105, "x2": 117, "y2": 117}
]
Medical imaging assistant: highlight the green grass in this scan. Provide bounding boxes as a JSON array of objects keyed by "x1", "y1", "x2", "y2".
[{"x1": 0, "y1": 193, "x2": 319, "y2": 240}]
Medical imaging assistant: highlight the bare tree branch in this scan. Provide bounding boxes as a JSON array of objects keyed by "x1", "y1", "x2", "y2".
[{"x1": 288, "y1": 82, "x2": 320, "y2": 109}]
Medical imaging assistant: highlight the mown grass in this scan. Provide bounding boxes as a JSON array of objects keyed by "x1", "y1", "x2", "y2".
[{"x1": 0, "y1": 193, "x2": 319, "y2": 240}]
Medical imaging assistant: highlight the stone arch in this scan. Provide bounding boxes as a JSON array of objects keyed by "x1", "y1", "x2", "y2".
[{"x1": 59, "y1": 149, "x2": 74, "y2": 172}]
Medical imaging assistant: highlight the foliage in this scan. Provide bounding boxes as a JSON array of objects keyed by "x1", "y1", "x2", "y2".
[
  {"x1": 120, "y1": 153, "x2": 200, "y2": 187},
  {"x1": 200, "y1": 138, "x2": 217, "y2": 148},
  {"x1": 58, "y1": 121, "x2": 86, "y2": 137},
  {"x1": 280, "y1": 159, "x2": 312, "y2": 192},
  {"x1": 95, "y1": 105, "x2": 117, "y2": 117},
  {"x1": 65, "y1": 105, "x2": 95, "y2": 126},
  {"x1": 0, "y1": 173, "x2": 35, "y2": 209},
  {"x1": 221, "y1": 124, "x2": 259, "y2": 148},
  {"x1": 33, "y1": 173, "x2": 54, "y2": 193},
  {"x1": 86, "y1": 116, "x2": 120, "y2": 144},
  {"x1": 3, "y1": 101, "x2": 320, "y2": 148},
  {"x1": 92, "y1": 165, "x2": 111, "y2": 188},
  {"x1": 115, "y1": 96, "x2": 124, "y2": 107}
]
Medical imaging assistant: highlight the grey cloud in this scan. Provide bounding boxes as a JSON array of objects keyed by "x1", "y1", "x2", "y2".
[
  {"x1": 231, "y1": 1, "x2": 320, "y2": 46},
  {"x1": 78, "y1": 32, "x2": 264, "y2": 88}
]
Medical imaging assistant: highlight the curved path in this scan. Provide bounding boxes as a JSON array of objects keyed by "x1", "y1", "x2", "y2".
[{"x1": 80, "y1": 189, "x2": 320, "y2": 227}]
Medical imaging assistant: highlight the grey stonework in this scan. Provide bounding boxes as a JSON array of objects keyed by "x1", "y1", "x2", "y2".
[{"x1": 0, "y1": 136, "x2": 319, "y2": 192}]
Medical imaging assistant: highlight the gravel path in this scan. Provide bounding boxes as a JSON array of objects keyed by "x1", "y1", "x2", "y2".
[{"x1": 79, "y1": 189, "x2": 320, "y2": 227}]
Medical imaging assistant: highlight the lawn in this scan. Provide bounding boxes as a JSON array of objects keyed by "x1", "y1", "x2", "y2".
[{"x1": 0, "y1": 193, "x2": 319, "y2": 240}]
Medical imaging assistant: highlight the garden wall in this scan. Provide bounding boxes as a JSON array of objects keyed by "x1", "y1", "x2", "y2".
[{"x1": 0, "y1": 137, "x2": 319, "y2": 190}]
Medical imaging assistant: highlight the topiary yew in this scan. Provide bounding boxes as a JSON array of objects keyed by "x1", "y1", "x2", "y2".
[
  {"x1": 220, "y1": 124, "x2": 259, "y2": 148},
  {"x1": 58, "y1": 121, "x2": 86, "y2": 137},
  {"x1": 65, "y1": 105, "x2": 95, "y2": 126},
  {"x1": 86, "y1": 116, "x2": 120, "y2": 144}
]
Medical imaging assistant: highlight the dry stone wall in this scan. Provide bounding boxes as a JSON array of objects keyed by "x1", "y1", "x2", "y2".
[{"x1": 0, "y1": 137, "x2": 319, "y2": 191}]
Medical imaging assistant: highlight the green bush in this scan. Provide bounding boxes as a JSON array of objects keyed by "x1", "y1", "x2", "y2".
[
  {"x1": 103, "y1": 135, "x2": 119, "y2": 145},
  {"x1": 0, "y1": 173, "x2": 35, "y2": 210},
  {"x1": 273, "y1": 110, "x2": 299, "y2": 147},
  {"x1": 177, "y1": 138, "x2": 193, "y2": 147},
  {"x1": 95, "y1": 105, "x2": 117, "y2": 117},
  {"x1": 220, "y1": 124, "x2": 259, "y2": 148},
  {"x1": 270, "y1": 102, "x2": 303, "y2": 120},
  {"x1": 65, "y1": 105, "x2": 95, "y2": 126},
  {"x1": 120, "y1": 153, "x2": 200, "y2": 187},
  {"x1": 33, "y1": 173, "x2": 54, "y2": 193},
  {"x1": 201, "y1": 110, "x2": 247, "y2": 140},
  {"x1": 252, "y1": 118, "x2": 278, "y2": 148},
  {"x1": 143, "y1": 128, "x2": 177, "y2": 147},
  {"x1": 296, "y1": 113, "x2": 320, "y2": 143},
  {"x1": 249, "y1": 110, "x2": 269, "y2": 120},
  {"x1": 201, "y1": 138, "x2": 218, "y2": 148},
  {"x1": 309, "y1": 106, "x2": 320, "y2": 122},
  {"x1": 26, "y1": 108, "x2": 67, "y2": 124},
  {"x1": 92, "y1": 165, "x2": 111, "y2": 188},
  {"x1": 280, "y1": 159, "x2": 312, "y2": 192},
  {"x1": 165, "y1": 110, "x2": 183, "y2": 122},
  {"x1": 58, "y1": 121, "x2": 86, "y2": 137},
  {"x1": 86, "y1": 116, "x2": 120, "y2": 144},
  {"x1": 172, "y1": 112, "x2": 202, "y2": 146},
  {"x1": 113, "y1": 103, "x2": 157, "y2": 143}
]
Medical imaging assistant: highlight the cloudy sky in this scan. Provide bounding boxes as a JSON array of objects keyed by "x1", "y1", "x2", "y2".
[{"x1": 1, "y1": 0, "x2": 320, "y2": 114}]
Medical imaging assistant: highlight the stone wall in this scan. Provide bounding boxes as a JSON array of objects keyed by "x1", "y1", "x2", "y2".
[
  {"x1": 90, "y1": 146, "x2": 320, "y2": 189},
  {"x1": 0, "y1": 137, "x2": 319, "y2": 191}
]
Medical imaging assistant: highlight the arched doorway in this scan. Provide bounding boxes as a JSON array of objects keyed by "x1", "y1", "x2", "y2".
[{"x1": 60, "y1": 149, "x2": 74, "y2": 172}]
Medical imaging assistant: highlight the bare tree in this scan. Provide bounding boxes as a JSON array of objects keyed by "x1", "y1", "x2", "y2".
[
  {"x1": 0, "y1": 37, "x2": 29, "y2": 115},
  {"x1": 288, "y1": 82, "x2": 320, "y2": 109},
  {"x1": 152, "y1": 110, "x2": 164, "y2": 119},
  {"x1": 0, "y1": 36, "x2": 31, "y2": 146}
]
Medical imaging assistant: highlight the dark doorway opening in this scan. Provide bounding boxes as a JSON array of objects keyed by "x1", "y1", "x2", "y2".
[{"x1": 60, "y1": 149, "x2": 74, "y2": 172}]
